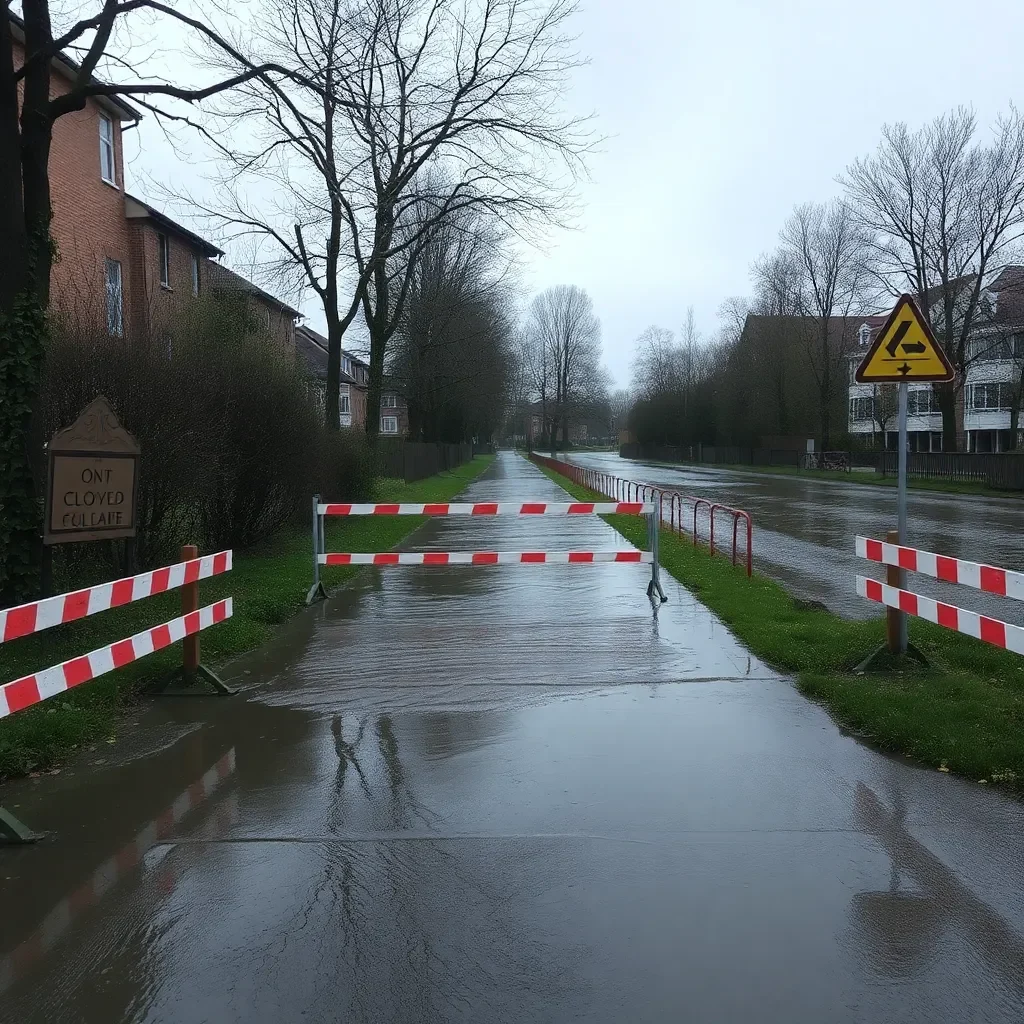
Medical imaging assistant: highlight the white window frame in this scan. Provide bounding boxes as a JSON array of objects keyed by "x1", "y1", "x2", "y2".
[
  {"x1": 99, "y1": 114, "x2": 116, "y2": 185},
  {"x1": 381, "y1": 394, "x2": 397, "y2": 409},
  {"x1": 105, "y1": 258, "x2": 123, "y2": 336},
  {"x1": 158, "y1": 233, "x2": 170, "y2": 288},
  {"x1": 381, "y1": 415, "x2": 399, "y2": 434},
  {"x1": 339, "y1": 385, "x2": 351, "y2": 415},
  {"x1": 342, "y1": 355, "x2": 352, "y2": 377},
  {"x1": 190, "y1": 255, "x2": 200, "y2": 296}
]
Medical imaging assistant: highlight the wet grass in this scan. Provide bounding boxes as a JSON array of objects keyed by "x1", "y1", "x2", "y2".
[
  {"x1": 536, "y1": 458, "x2": 1024, "y2": 793},
  {"x1": 0, "y1": 456, "x2": 494, "y2": 780}
]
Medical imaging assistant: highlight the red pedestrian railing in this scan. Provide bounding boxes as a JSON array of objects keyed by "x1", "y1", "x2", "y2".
[{"x1": 528, "y1": 452, "x2": 753, "y2": 577}]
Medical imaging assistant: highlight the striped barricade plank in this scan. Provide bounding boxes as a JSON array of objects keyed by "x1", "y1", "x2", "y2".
[
  {"x1": 855, "y1": 537, "x2": 1024, "y2": 601},
  {"x1": 0, "y1": 551, "x2": 232, "y2": 645},
  {"x1": 319, "y1": 551, "x2": 650, "y2": 566},
  {"x1": 317, "y1": 502, "x2": 652, "y2": 516},
  {"x1": 856, "y1": 576, "x2": 1024, "y2": 655},
  {"x1": 0, "y1": 598, "x2": 233, "y2": 719}
]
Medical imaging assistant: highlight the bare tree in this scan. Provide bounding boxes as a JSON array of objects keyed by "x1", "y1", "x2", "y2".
[
  {"x1": 631, "y1": 326, "x2": 677, "y2": 398},
  {"x1": 193, "y1": 0, "x2": 592, "y2": 437},
  {"x1": 1, "y1": 0, "x2": 310, "y2": 601},
  {"x1": 523, "y1": 285, "x2": 602, "y2": 454},
  {"x1": 870, "y1": 383, "x2": 899, "y2": 447},
  {"x1": 842, "y1": 107, "x2": 1024, "y2": 449},
  {"x1": 770, "y1": 199, "x2": 872, "y2": 450}
]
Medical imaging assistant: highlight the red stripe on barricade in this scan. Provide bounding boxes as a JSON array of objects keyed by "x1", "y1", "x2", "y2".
[
  {"x1": 374, "y1": 553, "x2": 400, "y2": 565},
  {"x1": 423, "y1": 552, "x2": 450, "y2": 565},
  {"x1": 472, "y1": 503, "x2": 498, "y2": 515},
  {"x1": 151, "y1": 567, "x2": 171, "y2": 594},
  {"x1": 472, "y1": 552, "x2": 499, "y2": 564},
  {"x1": 521, "y1": 553, "x2": 546, "y2": 562},
  {"x1": 63, "y1": 656, "x2": 93, "y2": 689},
  {"x1": 865, "y1": 578, "x2": 883, "y2": 602},
  {"x1": 423, "y1": 504, "x2": 450, "y2": 515},
  {"x1": 865, "y1": 539, "x2": 883, "y2": 562},
  {"x1": 897, "y1": 547, "x2": 917, "y2": 571},
  {"x1": 3, "y1": 605, "x2": 37, "y2": 643},
  {"x1": 520, "y1": 503, "x2": 547, "y2": 514},
  {"x1": 980, "y1": 617, "x2": 1006, "y2": 647},
  {"x1": 568, "y1": 552, "x2": 594, "y2": 563},
  {"x1": 111, "y1": 578, "x2": 134, "y2": 607},
  {"x1": 567, "y1": 503, "x2": 594, "y2": 514},
  {"x1": 62, "y1": 590, "x2": 91, "y2": 624},
  {"x1": 937, "y1": 603, "x2": 959, "y2": 630},
  {"x1": 898, "y1": 590, "x2": 918, "y2": 615},
  {"x1": 375, "y1": 504, "x2": 400, "y2": 515},
  {"x1": 325, "y1": 553, "x2": 353, "y2": 565},
  {"x1": 936, "y1": 555, "x2": 959, "y2": 582},
  {"x1": 324, "y1": 504, "x2": 352, "y2": 515},
  {"x1": 5, "y1": 677, "x2": 40, "y2": 714},
  {"x1": 615, "y1": 551, "x2": 643, "y2": 562},
  {"x1": 980, "y1": 566, "x2": 1006, "y2": 596}
]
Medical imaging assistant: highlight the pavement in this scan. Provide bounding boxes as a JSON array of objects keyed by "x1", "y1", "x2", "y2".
[
  {"x1": 566, "y1": 450, "x2": 1024, "y2": 624},
  {"x1": 2, "y1": 451, "x2": 1024, "y2": 1023}
]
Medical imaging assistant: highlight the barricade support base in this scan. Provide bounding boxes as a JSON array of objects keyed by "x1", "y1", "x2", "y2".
[
  {"x1": 0, "y1": 806, "x2": 41, "y2": 844},
  {"x1": 305, "y1": 580, "x2": 327, "y2": 606},
  {"x1": 159, "y1": 663, "x2": 237, "y2": 697},
  {"x1": 854, "y1": 641, "x2": 929, "y2": 674}
]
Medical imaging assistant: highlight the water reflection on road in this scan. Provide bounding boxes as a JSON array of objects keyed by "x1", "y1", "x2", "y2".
[{"x1": 567, "y1": 451, "x2": 1024, "y2": 623}]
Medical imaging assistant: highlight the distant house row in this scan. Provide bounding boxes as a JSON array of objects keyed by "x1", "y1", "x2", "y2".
[
  {"x1": 10, "y1": 14, "x2": 408, "y2": 436},
  {"x1": 847, "y1": 269, "x2": 1024, "y2": 453},
  {"x1": 295, "y1": 327, "x2": 408, "y2": 435}
]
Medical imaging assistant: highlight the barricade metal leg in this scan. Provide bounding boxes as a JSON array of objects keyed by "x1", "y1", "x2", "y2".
[
  {"x1": 645, "y1": 512, "x2": 667, "y2": 606},
  {"x1": 0, "y1": 806, "x2": 41, "y2": 844},
  {"x1": 306, "y1": 493, "x2": 327, "y2": 605}
]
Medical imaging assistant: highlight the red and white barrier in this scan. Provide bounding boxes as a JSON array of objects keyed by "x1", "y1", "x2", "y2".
[
  {"x1": 0, "y1": 748, "x2": 236, "y2": 993},
  {"x1": 857, "y1": 577, "x2": 1024, "y2": 655},
  {"x1": 0, "y1": 551, "x2": 232, "y2": 644},
  {"x1": 856, "y1": 537, "x2": 1024, "y2": 601},
  {"x1": 318, "y1": 501, "x2": 651, "y2": 516},
  {"x1": 0, "y1": 598, "x2": 232, "y2": 719},
  {"x1": 320, "y1": 550, "x2": 650, "y2": 566}
]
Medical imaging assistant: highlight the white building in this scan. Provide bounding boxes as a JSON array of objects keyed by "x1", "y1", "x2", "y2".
[{"x1": 847, "y1": 270, "x2": 1024, "y2": 452}]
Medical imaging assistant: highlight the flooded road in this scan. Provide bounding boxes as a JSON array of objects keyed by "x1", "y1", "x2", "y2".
[
  {"x1": 3, "y1": 452, "x2": 1024, "y2": 1023},
  {"x1": 567, "y1": 450, "x2": 1024, "y2": 623}
]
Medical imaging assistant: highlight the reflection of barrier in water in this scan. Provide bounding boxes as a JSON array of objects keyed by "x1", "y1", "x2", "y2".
[
  {"x1": 853, "y1": 781, "x2": 1024, "y2": 995},
  {"x1": 0, "y1": 748, "x2": 236, "y2": 995},
  {"x1": 307, "y1": 488, "x2": 668, "y2": 607}
]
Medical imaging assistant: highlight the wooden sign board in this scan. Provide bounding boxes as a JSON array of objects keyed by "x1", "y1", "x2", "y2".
[{"x1": 44, "y1": 396, "x2": 140, "y2": 545}]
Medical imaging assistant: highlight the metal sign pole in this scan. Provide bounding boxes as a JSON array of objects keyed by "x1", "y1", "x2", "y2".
[{"x1": 897, "y1": 381, "x2": 909, "y2": 654}]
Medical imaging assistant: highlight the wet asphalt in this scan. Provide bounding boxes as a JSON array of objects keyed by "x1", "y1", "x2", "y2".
[
  {"x1": 2, "y1": 452, "x2": 1024, "y2": 1023},
  {"x1": 567, "y1": 451, "x2": 1024, "y2": 624}
]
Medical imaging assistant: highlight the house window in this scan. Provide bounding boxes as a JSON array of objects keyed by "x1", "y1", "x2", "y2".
[
  {"x1": 906, "y1": 388, "x2": 938, "y2": 416},
  {"x1": 105, "y1": 258, "x2": 123, "y2": 336},
  {"x1": 858, "y1": 323, "x2": 872, "y2": 347},
  {"x1": 191, "y1": 255, "x2": 200, "y2": 296},
  {"x1": 342, "y1": 355, "x2": 352, "y2": 377},
  {"x1": 99, "y1": 115, "x2": 116, "y2": 185},
  {"x1": 381, "y1": 416, "x2": 399, "y2": 434},
  {"x1": 968, "y1": 382, "x2": 1014, "y2": 411},
  {"x1": 340, "y1": 385, "x2": 351, "y2": 415},
  {"x1": 382, "y1": 394, "x2": 397, "y2": 408},
  {"x1": 158, "y1": 234, "x2": 170, "y2": 288},
  {"x1": 849, "y1": 396, "x2": 874, "y2": 422}
]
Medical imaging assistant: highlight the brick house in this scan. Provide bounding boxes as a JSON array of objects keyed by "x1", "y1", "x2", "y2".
[
  {"x1": 295, "y1": 325, "x2": 408, "y2": 434},
  {"x1": 9, "y1": 14, "x2": 298, "y2": 348}
]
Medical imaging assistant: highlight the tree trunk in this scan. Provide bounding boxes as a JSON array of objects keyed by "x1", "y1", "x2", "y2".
[
  {"x1": 0, "y1": 1, "x2": 55, "y2": 602},
  {"x1": 937, "y1": 383, "x2": 957, "y2": 452},
  {"x1": 1009, "y1": 402, "x2": 1020, "y2": 450},
  {"x1": 549, "y1": 414, "x2": 558, "y2": 457}
]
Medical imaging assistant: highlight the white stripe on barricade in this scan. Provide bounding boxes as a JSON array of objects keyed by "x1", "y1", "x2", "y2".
[
  {"x1": 855, "y1": 537, "x2": 1024, "y2": 601},
  {"x1": 856, "y1": 576, "x2": 1024, "y2": 655},
  {"x1": 317, "y1": 501, "x2": 652, "y2": 516},
  {"x1": 0, "y1": 551, "x2": 233, "y2": 644},
  {"x1": 320, "y1": 551, "x2": 651, "y2": 566},
  {"x1": 0, "y1": 598, "x2": 233, "y2": 719}
]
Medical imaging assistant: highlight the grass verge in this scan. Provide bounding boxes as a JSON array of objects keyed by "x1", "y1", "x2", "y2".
[
  {"x1": 535, "y1": 458, "x2": 1024, "y2": 793},
  {"x1": 629, "y1": 457, "x2": 1014, "y2": 498},
  {"x1": 0, "y1": 455, "x2": 494, "y2": 780}
]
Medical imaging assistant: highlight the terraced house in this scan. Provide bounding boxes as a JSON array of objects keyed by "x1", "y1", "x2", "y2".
[{"x1": 9, "y1": 13, "x2": 299, "y2": 349}]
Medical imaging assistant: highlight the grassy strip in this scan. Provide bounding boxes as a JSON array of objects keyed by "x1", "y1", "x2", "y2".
[
  {"x1": 535, "y1": 458, "x2": 1024, "y2": 792},
  {"x1": 0, "y1": 456, "x2": 494, "y2": 780},
  {"x1": 627, "y1": 457, "x2": 1014, "y2": 497}
]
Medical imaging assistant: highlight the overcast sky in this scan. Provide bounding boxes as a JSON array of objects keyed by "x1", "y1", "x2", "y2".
[{"x1": 120, "y1": 0, "x2": 1024, "y2": 387}]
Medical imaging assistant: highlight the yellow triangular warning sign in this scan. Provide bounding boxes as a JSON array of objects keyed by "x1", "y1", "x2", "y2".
[{"x1": 855, "y1": 294, "x2": 955, "y2": 382}]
